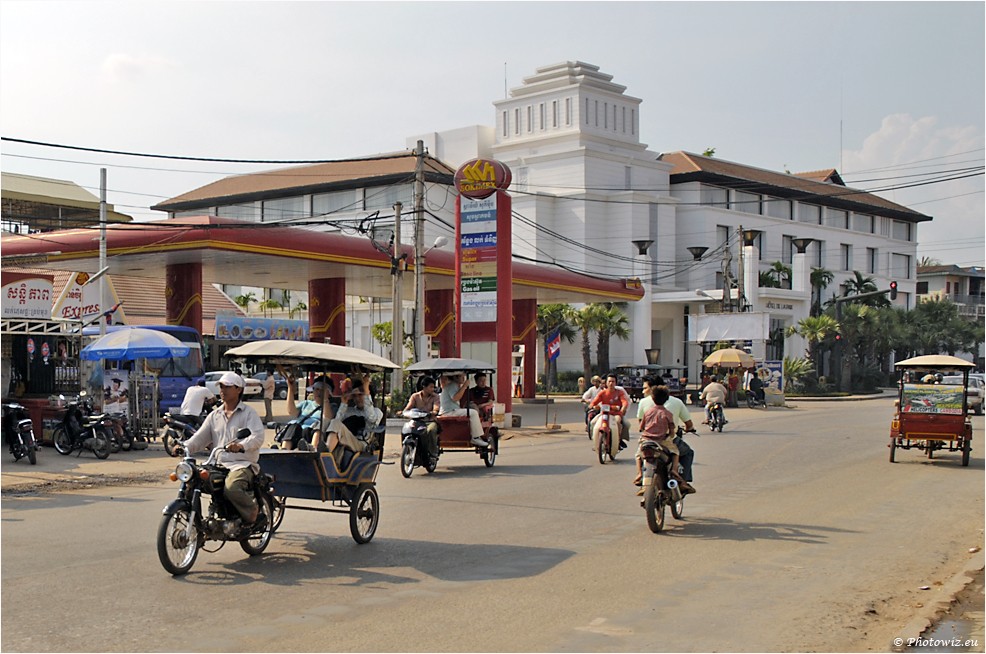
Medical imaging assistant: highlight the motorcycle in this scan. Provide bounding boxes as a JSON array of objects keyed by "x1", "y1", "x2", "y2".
[
  {"x1": 400, "y1": 408, "x2": 440, "y2": 477},
  {"x1": 707, "y1": 402, "x2": 726, "y2": 432},
  {"x1": 639, "y1": 438, "x2": 686, "y2": 533},
  {"x1": 3, "y1": 402, "x2": 39, "y2": 465},
  {"x1": 52, "y1": 392, "x2": 112, "y2": 459},
  {"x1": 157, "y1": 428, "x2": 275, "y2": 576},
  {"x1": 746, "y1": 389, "x2": 766, "y2": 409},
  {"x1": 593, "y1": 403, "x2": 621, "y2": 464},
  {"x1": 162, "y1": 398, "x2": 219, "y2": 457}
]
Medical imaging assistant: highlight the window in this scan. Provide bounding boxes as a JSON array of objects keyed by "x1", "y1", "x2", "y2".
[
  {"x1": 622, "y1": 106, "x2": 626, "y2": 133},
  {"x1": 585, "y1": 98, "x2": 590, "y2": 125},
  {"x1": 502, "y1": 111, "x2": 507, "y2": 137},
  {"x1": 527, "y1": 106, "x2": 533, "y2": 132},
  {"x1": 825, "y1": 209, "x2": 848, "y2": 229},
  {"x1": 604, "y1": 103, "x2": 608, "y2": 129},
  {"x1": 625, "y1": 167, "x2": 632, "y2": 191},
  {"x1": 700, "y1": 185, "x2": 728, "y2": 207},
  {"x1": 892, "y1": 253, "x2": 911, "y2": 279},
  {"x1": 613, "y1": 104, "x2": 617, "y2": 130},
  {"x1": 782, "y1": 235, "x2": 794, "y2": 264},
  {"x1": 552, "y1": 100, "x2": 557, "y2": 128},
  {"x1": 217, "y1": 203, "x2": 257, "y2": 221},
  {"x1": 813, "y1": 241, "x2": 824, "y2": 267},
  {"x1": 514, "y1": 108, "x2": 520, "y2": 135},
  {"x1": 866, "y1": 247, "x2": 878, "y2": 274},
  {"x1": 916, "y1": 281, "x2": 929, "y2": 294},
  {"x1": 262, "y1": 196, "x2": 306, "y2": 222},
  {"x1": 364, "y1": 184, "x2": 413, "y2": 211},
  {"x1": 892, "y1": 220, "x2": 911, "y2": 241},
  {"x1": 732, "y1": 190, "x2": 761, "y2": 214},
  {"x1": 539, "y1": 103, "x2": 545, "y2": 130},
  {"x1": 566, "y1": 98, "x2": 571, "y2": 125},
  {"x1": 595, "y1": 101, "x2": 599, "y2": 126},
  {"x1": 841, "y1": 244, "x2": 852, "y2": 271},
  {"x1": 631, "y1": 109, "x2": 635, "y2": 135},
  {"x1": 797, "y1": 203, "x2": 821, "y2": 224},
  {"x1": 764, "y1": 196, "x2": 792, "y2": 220},
  {"x1": 852, "y1": 213, "x2": 873, "y2": 233},
  {"x1": 946, "y1": 281, "x2": 951, "y2": 294},
  {"x1": 313, "y1": 188, "x2": 362, "y2": 215}
]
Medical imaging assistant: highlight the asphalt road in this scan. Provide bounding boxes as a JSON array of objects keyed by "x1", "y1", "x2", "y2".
[{"x1": 2, "y1": 398, "x2": 983, "y2": 652}]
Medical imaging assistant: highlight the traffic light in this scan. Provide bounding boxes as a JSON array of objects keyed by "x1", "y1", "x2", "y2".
[{"x1": 889, "y1": 281, "x2": 898, "y2": 300}]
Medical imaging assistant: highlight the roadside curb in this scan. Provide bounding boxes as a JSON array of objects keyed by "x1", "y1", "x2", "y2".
[
  {"x1": 889, "y1": 549, "x2": 985, "y2": 652},
  {"x1": 787, "y1": 391, "x2": 896, "y2": 403}
]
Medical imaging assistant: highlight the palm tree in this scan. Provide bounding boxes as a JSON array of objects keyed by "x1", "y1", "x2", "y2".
[
  {"x1": 288, "y1": 301, "x2": 307, "y2": 319},
  {"x1": 837, "y1": 304, "x2": 875, "y2": 392},
  {"x1": 258, "y1": 298, "x2": 282, "y2": 318},
  {"x1": 768, "y1": 261, "x2": 792, "y2": 288},
  {"x1": 759, "y1": 270, "x2": 780, "y2": 288},
  {"x1": 842, "y1": 271, "x2": 890, "y2": 307},
  {"x1": 810, "y1": 268, "x2": 834, "y2": 317},
  {"x1": 782, "y1": 356, "x2": 814, "y2": 393},
  {"x1": 566, "y1": 304, "x2": 602, "y2": 381},
  {"x1": 537, "y1": 304, "x2": 577, "y2": 388},
  {"x1": 594, "y1": 304, "x2": 630, "y2": 374},
  {"x1": 917, "y1": 256, "x2": 942, "y2": 268},
  {"x1": 786, "y1": 315, "x2": 838, "y2": 376},
  {"x1": 234, "y1": 292, "x2": 257, "y2": 313}
]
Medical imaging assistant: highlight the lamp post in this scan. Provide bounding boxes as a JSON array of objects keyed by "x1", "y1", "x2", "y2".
[
  {"x1": 739, "y1": 228, "x2": 761, "y2": 312},
  {"x1": 631, "y1": 239, "x2": 654, "y2": 365}
]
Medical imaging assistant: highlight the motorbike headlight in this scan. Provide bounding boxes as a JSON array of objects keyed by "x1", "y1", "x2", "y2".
[{"x1": 175, "y1": 462, "x2": 194, "y2": 482}]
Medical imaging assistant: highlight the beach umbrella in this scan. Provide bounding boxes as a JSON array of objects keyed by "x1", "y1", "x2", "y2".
[
  {"x1": 80, "y1": 328, "x2": 190, "y2": 361},
  {"x1": 703, "y1": 348, "x2": 756, "y2": 368}
]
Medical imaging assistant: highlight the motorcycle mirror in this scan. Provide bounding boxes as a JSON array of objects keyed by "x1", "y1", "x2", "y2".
[
  {"x1": 79, "y1": 390, "x2": 88, "y2": 398},
  {"x1": 235, "y1": 428, "x2": 252, "y2": 440},
  {"x1": 266, "y1": 421, "x2": 278, "y2": 429}
]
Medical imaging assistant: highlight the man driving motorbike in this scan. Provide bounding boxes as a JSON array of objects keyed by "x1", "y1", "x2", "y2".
[
  {"x1": 637, "y1": 376, "x2": 696, "y2": 482},
  {"x1": 403, "y1": 376, "x2": 441, "y2": 463},
  {"x1": 182, "y1": 372, "x2": 266, "y2": 529},
  {"x1": 700, "y1": 376, "x2": 728, "y2": 425},
  {"x1": 179, "y1": 380, "x2": 218, "y2": 429},
  {"x1": 634, "y1": 385, "x2": 695, "y2": 495},
  {"x1": 588, "y1": 373, "x2": 629, "y2": 454}
]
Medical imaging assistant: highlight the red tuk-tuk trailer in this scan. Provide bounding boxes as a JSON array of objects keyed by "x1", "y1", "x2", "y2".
[{"x1": 889, "y1": 355, "x2": 975, "y2": 467}]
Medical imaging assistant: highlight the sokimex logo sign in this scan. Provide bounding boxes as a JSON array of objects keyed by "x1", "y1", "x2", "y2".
[{"x1": 454, "y1": 158, "x2": 512, "y2": 200}]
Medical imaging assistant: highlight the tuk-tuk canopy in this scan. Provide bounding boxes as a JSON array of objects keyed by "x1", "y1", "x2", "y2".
[{"x1": 894, "y1": 355, "x2": 976, "y2": 369}]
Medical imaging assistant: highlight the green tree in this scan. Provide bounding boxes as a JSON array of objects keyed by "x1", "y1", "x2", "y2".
[
  {"x1": 783, "y1": 356, "x2": 814, "y2": 393},
  {"x1": 288, "y1": 301, "x2": 307, "y2": 319},
  {"x1": 566, "y1": 304, "x2": 603, "y2": 381},
  {"x1": 702, "y1": 148, "x2": 716, "y2": 157},
  {"x1": 594, "y1": 303, "x2": 630, "y2": 374},
  {"x1": 258, "y1": 298, "x2": 282, "y2": 318},
  {"x1": 917, "y1": 256, "x2": 942, "y2": 268},
  {"x1": 537, "y1": 304, "x2": 577, "y2": 388},
  {"x1": 759, "y1": 270, "x2": 780, "y2": 288},
  {"x1": 768, "y1": 261, "x2": 792, "y2": 288},
  {"x1": 234, "y1": 292, "x2": 257, "y2": 313},
  {"x1": 910, "y1": 299, "x2": 984, "y2": 356},
  {"x1": 836, "y1": 304, "x2": 876, "y2": 392},
  {"x1": 810, "y1": 267, "x2": 834, "y2": 317},
  {"x1": 786, "y1": 315, "x2": 838, "y2": 374},
  {"x1": 841, "y1": 271, "x2": 890, "y2": 307},
  {"x1": 371, "y1": 321, "x2": 413, "y2": 352}
]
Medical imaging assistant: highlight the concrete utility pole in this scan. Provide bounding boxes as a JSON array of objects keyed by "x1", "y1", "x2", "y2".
[
  {"x1": 99, "y1": 168, "x2": 107, "y2": 339},
  {"x1": 392, "y1": 202, "x2": 404, "y2": 392},
  {"x1": 736, "y1": 225, "x2": 745, "y2": 313},
  {"x1": 413, "y1": 140, "x2": 426, "y2": 362}
]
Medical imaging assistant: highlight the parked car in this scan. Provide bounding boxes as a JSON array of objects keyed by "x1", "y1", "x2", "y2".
[
  {"x1": 941, "y1": 375, "x2": 984, "y2": 415},
  {"x1": 251, "y1": 372, "x2": 289, "y2": 400},
  {"x1": 204, "y1": 371, "x2": 263, "y2": 397}
]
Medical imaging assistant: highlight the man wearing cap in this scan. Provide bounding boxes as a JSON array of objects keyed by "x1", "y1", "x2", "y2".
[{"x1": 183, "y1": 372, "x2": 266, "y2": 529}]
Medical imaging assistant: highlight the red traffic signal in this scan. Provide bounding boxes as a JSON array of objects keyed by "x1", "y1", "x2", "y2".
[{"x1": 889, "y1": 281, "x2": 898, "y2": 300}]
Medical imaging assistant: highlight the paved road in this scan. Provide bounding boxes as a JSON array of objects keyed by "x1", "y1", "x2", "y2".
[{"x1": 2, "y1": 399, "x2": 983, "y2": 652}]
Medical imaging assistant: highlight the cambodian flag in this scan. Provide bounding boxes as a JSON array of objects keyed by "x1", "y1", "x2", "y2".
[{"x1": 546, "y1": 329, "x2": 561, "y2": 362}]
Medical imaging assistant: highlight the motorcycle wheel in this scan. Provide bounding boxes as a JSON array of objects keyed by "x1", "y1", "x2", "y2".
[
  {"x1": 271, "y1": 496, "x2": 286, "y2": 532},
  {"x1": 645, "y1": 486, "x2": 665, "y2": 533},
  {"x1": 349, "y1": 483, "x2": 379, "y2": 544},
  {"x1": 157, "y1": 508, "x2": 199, "y2": 575},
  {"x1": 889, "y1": 439, "x2": 897, "y2": 463},
  {"x1": 597, "y1": 431, "x2": 608, "y2": 464},
  {"x1": 482, "y1": 432, "x2": 497, "y2": 468},
  {"x1": 424, "y1": 454, "x2": 438, "y2": 474},
  {"x1": 109, "y1": 436, "x2": 121, "y2": 454},
  {"x1": 671, "y1": 496, "x2": 684, "y2": 520},
  {"x1": 53, "y1": 426, "x2": 72, "y2": 455},
  {"x1": 717, "y1": 421, "x2": 723, "y2": 433},
  {"x1": 163, "y1": 429, "x2": 182, "y2": 458},
  {"x1": 240, "y1": 495, "x2": 274, "y2": 556},
  {"x1": 25, "y1": 435, "x2": 37, "y2": 465},
  {"x1": 401, "y1": 442, "x2": 416, "y2": 478},
  {"x1": 92, "y1": 432, "x2": 111, "y2": 459}
]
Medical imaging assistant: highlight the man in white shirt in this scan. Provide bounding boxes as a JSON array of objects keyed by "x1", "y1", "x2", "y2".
[
  {"x1": 700, "y1": 377, "x2": 729, "y2": 425},
  {"x1": 179, "y1": 381, "x2": 217, "y2": 428},
  {"x1": 637, "y1": 376, "x2": 696, "y2": 482}
]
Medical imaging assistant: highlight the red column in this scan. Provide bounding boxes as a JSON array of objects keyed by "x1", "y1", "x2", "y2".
[
  {"x1": 512, "y1": 298, "x2": 537, "y2": 399},
  {"x1": 495, "y1": 191, "x2": 512, "y2": 413},
  {"x1": 425, "y1": 289, "x2": 455, "y2": 358},
  {"x1": 165, "y1": 262, "x2": 202, "y2": 334},
  {"x1": 309, "y1": 277, "x2": 346, "y2": 344}
]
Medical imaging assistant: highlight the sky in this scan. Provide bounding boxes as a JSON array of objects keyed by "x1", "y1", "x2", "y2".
[{"x1": 2, "y1": 1, "x2": 983, "y2": 267}]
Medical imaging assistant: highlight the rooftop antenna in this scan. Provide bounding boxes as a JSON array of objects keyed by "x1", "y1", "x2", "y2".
[{"x1": 839, "y1": 76, "x2": 843, "y2": 173}]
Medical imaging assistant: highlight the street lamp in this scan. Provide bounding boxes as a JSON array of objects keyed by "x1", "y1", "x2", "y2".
[
  {"x1": 632, "y1": 239, "x2": 654, "y2": 256},
  {"x1": 792, "y1": 237, "x2": 813, "y2": 253},
  {"x1": 741, "y1": 229, "x2": 762, "y2": 246},
  {"x1": 687, "y1": 246, "x2": 708, "y2": 261}
]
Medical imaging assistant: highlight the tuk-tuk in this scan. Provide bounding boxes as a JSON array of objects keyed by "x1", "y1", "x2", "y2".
[
  {"x1": 889, "y1": 355, "x2": 976, "y2": 467},
  {"x1": 613, "y1": 365, "x2": 687, "y2": 402}
]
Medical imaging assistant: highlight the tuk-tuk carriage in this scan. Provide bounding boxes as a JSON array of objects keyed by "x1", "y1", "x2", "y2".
[
  {"x1": 889, "y1": 355, "x2": 975, "y2": 467},
  {"x1": 402, "y1": 358, "x2": 500, "y2": 475},
  {"x1": 613, "y1": 365, "x2": 687, "y2": 402},
  {"x1": 223, "y1": 340, "x2": 400, "y2": 542}
]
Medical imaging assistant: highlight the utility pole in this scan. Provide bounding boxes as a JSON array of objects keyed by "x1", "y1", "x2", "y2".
[
  {"x1": 413, "y1": 140, "x2": 426, "y2": 362},
  {"x1": 392, "y1": 202, "x2": 404, "y2": 393},
  {"x1": 99, "y1": 168, "x2": 107, "y2": 338},
  {"x1": 736, "y1": 225, "x2": 745, "y2": 313}
]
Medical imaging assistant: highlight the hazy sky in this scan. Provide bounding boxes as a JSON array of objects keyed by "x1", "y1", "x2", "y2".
[{"x1": 2, "y1": 1, "x2": 983, "y2": 266}]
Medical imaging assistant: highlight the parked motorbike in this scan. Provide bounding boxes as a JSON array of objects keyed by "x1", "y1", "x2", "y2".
[
  {"x1": 593, "y1": 403, "x2": 621, "y2": 464},
  {"x1": 157, "y1": 429, "x2": 275, "y2": 575},
  {"x1": 639, "y1": 439, "x2": 686, "y2": 533},
  {"x1": 400, "y1": 408, "x2": 439, "y2": 477},
  {"x1": 162, "y1": 398, "x2": 219, "y2": 457},
  {"x1": 52, "y1": 392, "x2": 112, "y2": 459},
  {"x1": 746, "y1": 389, "x2": 766, "y2": 409},
  {"x1": 707, "y1": 402, "x2": 726, "y2": 432},
  {"x1": 3, "y1": 402, "x2": 39, "y2": 465}
]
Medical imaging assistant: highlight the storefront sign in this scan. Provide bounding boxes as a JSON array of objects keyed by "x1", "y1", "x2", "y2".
[
  {"x1": 215, "y1": 316, "x2": 310, "y2": 341},
  {"x1": 460, "y1": 196, "x2": 500, "y2": 323},
  {"x1": 51, "y1": 272, "x2": 126, "y2": 323},
  {"x1": 2, "y1": 274, "x2": 54, "y2": 319},
  {"x1": 454, "y1": 158, "x2": 512, "y2": 200}
]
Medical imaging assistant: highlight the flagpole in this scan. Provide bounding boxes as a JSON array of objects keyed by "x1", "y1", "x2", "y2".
[{"x1": 544, "y1": 345, "x2": 550, "y2": 428}]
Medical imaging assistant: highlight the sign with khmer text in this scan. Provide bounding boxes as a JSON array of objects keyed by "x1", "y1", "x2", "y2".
[{"x1": 455, "y1": 158, "x2": 512, "y2": 200}]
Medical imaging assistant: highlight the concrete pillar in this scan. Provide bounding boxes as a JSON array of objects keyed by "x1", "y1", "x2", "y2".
[
  {"x1": 165, "y1": 262, "x2": 202, "y2": 334},
  {"x1": 309, "y1": 277, "x2": 345, "y2": 344},
  {"x1": 425, "y1": 288, "x2": 455, "y2": 358},
  {"x1": 743, "y1": 244, "x2": 759, "y2": 312},
  {"x1": 512, "y1": 298, "x2": 537, "y2": 399},
  {"x1": 793, "y1": 252, "x2": 810, "y2": 294}
]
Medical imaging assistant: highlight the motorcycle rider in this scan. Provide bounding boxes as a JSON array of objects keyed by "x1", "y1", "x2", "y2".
[
  {"x1": 403, "y1": 376, "x2": 441, "y2": 464},
  {"x1": 749, "y1": 371, "x2": 766, "y2": 405},
  {"x1": 634, "y1": 385, "x2": 695, "y2": 495},
  {"x1": 700, "y1": 375, "x2": 728, "y2": 425},
  {"x1": 637, "y1": 376, "x2": 696, "y2": 483},
  {"x1": 179, "y1": 380, "x2": 217, "y2": 429},
  {"x1": 588, "y1": 373, "x2": 629, "y2": 454},
  {"x1": 182, "y1": 372, "x2": 266, "y2": 530}
]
